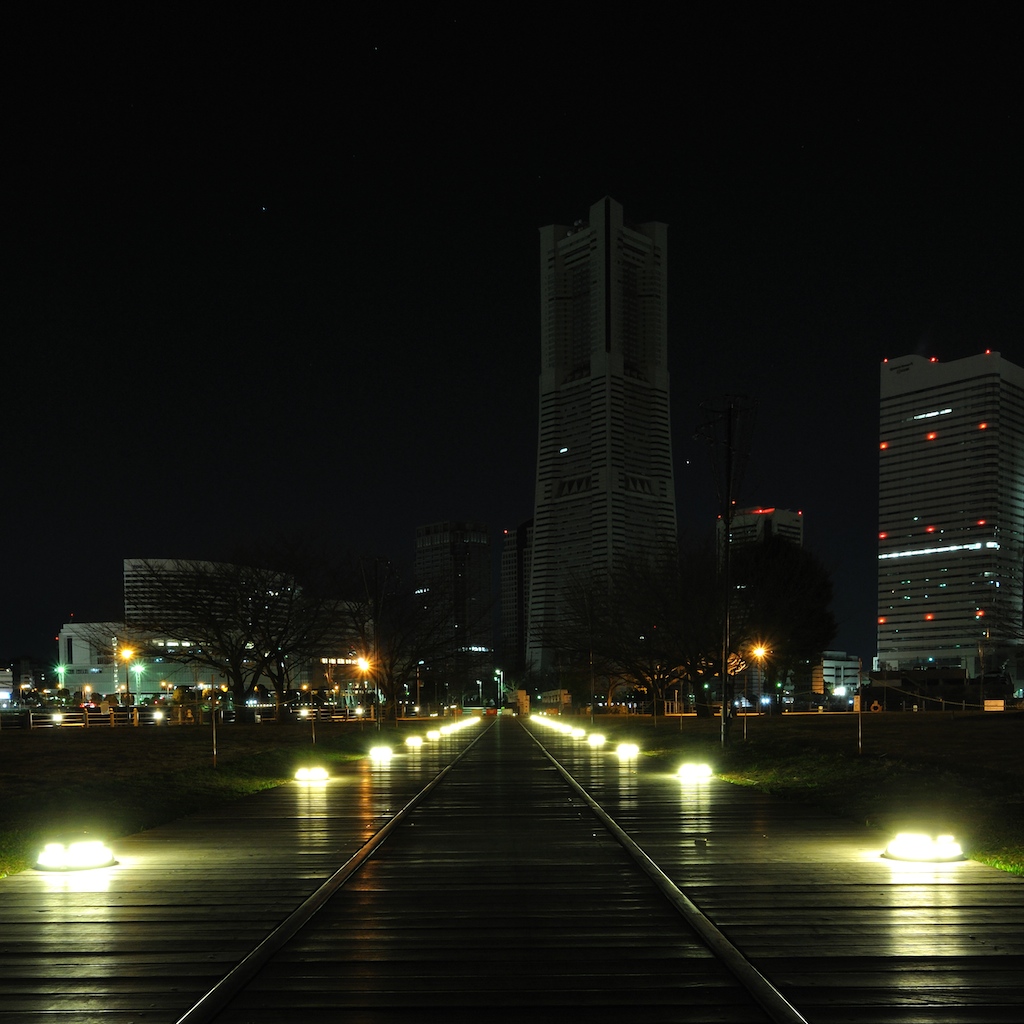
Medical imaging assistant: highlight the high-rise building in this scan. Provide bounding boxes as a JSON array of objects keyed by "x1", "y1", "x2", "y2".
[
  {"x1": 500, "y1": 519, "x2": 532, "y2": 678},
  {"x1": 414, "y1": 522, "x2": 492, "y2": 698},
  {"x1": 722, "y1": 507, "x2": 804, "y2": 550},
  {"x1": 526, "y1": 197, "x2": 676, "y2": 675},
  {"x1": 877, "y1": 351, "x2": 1024, "y2": 682}
]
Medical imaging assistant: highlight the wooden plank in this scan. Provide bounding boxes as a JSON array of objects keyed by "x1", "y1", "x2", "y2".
[{"x1": 2, "y1": 717, "x2": 1023, "y2": 1023}]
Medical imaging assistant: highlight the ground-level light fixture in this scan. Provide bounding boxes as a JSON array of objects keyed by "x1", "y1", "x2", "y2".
[
  {"x1": 294, "y1": 766, "x2": 329, "y2": 782},
  {"x1": 882, "y1": 832, "x2": 965, "y2": 862},
  {"x1": 587, "y1": 733, "x2": 606, "y2": 747},
  {"x1": 677, "y1": 762, "x2": 713, "y2": 782},
  {"x1": 615, "y1": 742, "x2": 640, "y2": 760},
  {"x1": 369, "y1": 745, "x2": 393, "y2": 763},
  {"x1": 426, "y1": 729, "x2": 442, "y2": 741},
  {"x1": 405, "y1": 735, "x2": 423, "y2": 747},
  {"x1": 36, "y1": 834, "x2": 115, "y2": 871}
]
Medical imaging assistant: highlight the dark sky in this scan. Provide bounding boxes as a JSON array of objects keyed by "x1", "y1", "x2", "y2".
[{"x1": 5, "y1": 9, "x2": 1022, "y2": 667}]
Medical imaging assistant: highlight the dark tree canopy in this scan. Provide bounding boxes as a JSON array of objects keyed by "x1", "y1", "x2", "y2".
[
  {"x1": 730, "y1": 534, "x2": 838, "y2": 689},
  {"x1": 532, "y1": 536, "x2": 836, "y2": 725}
]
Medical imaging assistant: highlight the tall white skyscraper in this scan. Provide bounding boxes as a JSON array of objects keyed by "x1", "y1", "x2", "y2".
[
  {"x1": 526, "y1": 197, "x2": 676, "y2": 675},
  {"x1": 877, "y1": 351, "x2": 1024, "y2": 682}
]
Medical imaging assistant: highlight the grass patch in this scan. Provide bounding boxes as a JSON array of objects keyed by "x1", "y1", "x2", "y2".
[
  {"x1": 4, "y1": 712, "x2": 1022, "y2": 877},
  {"x1": 0, "y1": 720, "x2": 407, "y2": 877},
  {"x1": 583, "y1": 710, "x2": 1024, "y2": 874}
]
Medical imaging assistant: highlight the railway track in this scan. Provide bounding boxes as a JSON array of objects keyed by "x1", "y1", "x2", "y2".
[{"x1": 173, "y1": 718, "x2": 801, "y2": 1023}]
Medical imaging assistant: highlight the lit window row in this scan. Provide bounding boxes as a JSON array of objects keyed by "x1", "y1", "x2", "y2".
[
  {"x1": 878, "y1": 541, "x2": 1000, "y2": 561},
  {"x1": 879, "y1": 610, "x2": 987, "y2": 624},
  {"x1": 879, "y1": 422, "x2": 990, "y2": 448}
]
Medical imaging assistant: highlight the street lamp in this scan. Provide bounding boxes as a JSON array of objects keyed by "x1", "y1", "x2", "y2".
[
  {"x1": 356, "y1": 656, "x2": 376, "y2": 729},
  {"x1": 751, "y1": 645, "x2": 769, "y2": 697},
  {"x1": 119, "y1": 648, "x2": 134, "y2": 706},
  {"x1": 748, "y1": 645, "x2": 769, "y2": 741},
  {"x1": 299, "y1": 707, "x2": 316, "y2": 745},
  {"x1": 131, "y1": 662, "x2": 144, "y2": 701}
]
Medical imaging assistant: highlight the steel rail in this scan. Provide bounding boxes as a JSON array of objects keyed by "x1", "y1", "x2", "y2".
[
  {"x1": 174, "y1": 722, "x2": 492, "y2": 1024},
  {"x1": 521, "y1": 720, "x2": 811, "y2": 1024}
]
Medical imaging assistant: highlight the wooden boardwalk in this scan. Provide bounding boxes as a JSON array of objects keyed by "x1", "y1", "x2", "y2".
[{"x1": 0, "y1": 717, "x2": 1021, "y2": 1023}]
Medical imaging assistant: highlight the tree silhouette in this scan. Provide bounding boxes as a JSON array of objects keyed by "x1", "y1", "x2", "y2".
[{"x1": 730, "y1": 535, "x2": 838, "y2": 703}]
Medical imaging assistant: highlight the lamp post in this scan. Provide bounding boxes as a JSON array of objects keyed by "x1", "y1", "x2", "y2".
[
  {"x1": 750, "y1": 645, "x2": 768, "y2": 742},
  {"x1": 300, "y1": 707, "x2": 316, "y2": 745},
  {"x1": 119, "y1": 648, "x2": 134, "y2": 706},
  {"x1": 357, "y1": 656, "x2": 371, "y2": 729}
]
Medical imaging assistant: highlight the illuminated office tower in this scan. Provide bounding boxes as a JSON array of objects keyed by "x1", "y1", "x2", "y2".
[
  {"x1": 724, "y1": 507, "x2": 804, "y2": 550},
  {"x1": 877, "y1": 351, "x2": 1024, "y2": 681},
  {"x1": 526, "y1": 197, "x2": 676, "y2": 675}
]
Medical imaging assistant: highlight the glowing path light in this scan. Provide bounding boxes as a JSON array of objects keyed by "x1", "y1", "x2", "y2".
[
  {"x1": 677, "y1": 762, "x2": 713, "y2": 782},
  {"x1": 883, "y1": 833, "x2": 965, "y2": 862},
  {"x1": 36, "y1": 834, "x2": 115, "y2": 871}
]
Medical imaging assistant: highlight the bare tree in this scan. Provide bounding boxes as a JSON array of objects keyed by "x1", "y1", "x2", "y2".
[
  {"x1": 529, "y1": 537, "x2": 835, "y2": 727},
  {"x1": 122, "y1": 553, "x2": 350, "y2": 713},
  {"x1": 729, "y1": 535, "x2": 838, "y2": 706},
  {"x1": 336, "y1": 558, "x2": 460, "y2": 721}
]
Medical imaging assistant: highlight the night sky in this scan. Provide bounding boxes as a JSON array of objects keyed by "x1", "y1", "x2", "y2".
[{"x1": 5, "y1": 10, "x2": 1022, "y2": 668}]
